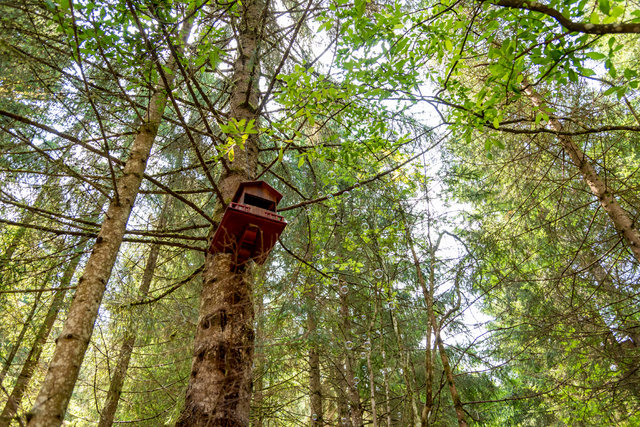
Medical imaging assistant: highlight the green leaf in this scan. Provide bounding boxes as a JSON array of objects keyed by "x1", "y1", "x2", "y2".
[
  {"x1": 586, "y1": 52, "x2": 606, "y2": 60},
  {"x1": 354, "y1": 0, "x2": 366, "y2": 18},
  {"x1": 209, "y1": 50, "x2": 220, "y2": 69},
  {"x1": 598, "y1": 0, "x2": 610, "y2": 15},
  {"x1": 580, "y1": 68, "x2": 596, "y2": 77},
  {"x1": 444, "y1": 39, "x2": 454, "y2": 52},
  {"x1": 610, "y1": 6, "x2": 625, "y2": 18}
]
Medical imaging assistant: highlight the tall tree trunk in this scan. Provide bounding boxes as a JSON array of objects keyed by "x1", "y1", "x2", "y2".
[
  {"x1": 308, "y1": 283, "x2": 323, "y2": 426},
  {"x1": 333, "y1": 380, "x2": 350, "y2": 426},
  {"x1": 251, "y1": 289, "x2": 266, "y2": 427},
  {"x1": 25, "y1": 21, "x2": 192, "y2": 426},
  {"x1": 365, "y1": 307, "x2": 378, "y2": 427},
  {"x1": 339, "y1": 289, "x2": 363, "y2": 427},
  {"x1": 176, "y1": 1, "x2": 263, "y2": 425},
  {"x1": 433, "y1": 325, "x2": 467, "y2": 426},
  {"x1": 0, "y1": 290, "x2": 43, "y2": 386},
  {"x1": 378, "y1": 296, "x2": 392, "y2": 427},
  {"x1": 405, "y1": 226, "x2": 467, "y2": 427},
  {"x1": 0, "y1": 240, "x2": 87, "y2": 427},
  {"x1": 97, "y1": 197, "x2": 171, "y2": 427},
  {"x1": 388, "y1": 309, "x2": 420, "y2": 425},
  {"x1": 407, "y1": 234, "x2": 434, "y2": 426},
  {"x1": 525, "y1": 86, "x2": 640, "y2": 263}
]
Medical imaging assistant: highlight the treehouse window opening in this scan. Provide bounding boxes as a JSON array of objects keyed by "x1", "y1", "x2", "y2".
[{"x1": 243, "y1": 194, "x2": 276, "y2": 211}]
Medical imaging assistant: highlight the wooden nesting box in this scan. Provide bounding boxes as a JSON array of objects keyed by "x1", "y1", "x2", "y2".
[{"x1": 209, "y1": 181, "x2": 287, "y2": 265}]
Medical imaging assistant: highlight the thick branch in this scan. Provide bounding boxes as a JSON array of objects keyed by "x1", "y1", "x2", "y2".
[{"x1": 488, "y1": 0, "x2": 640, "y2": 34}]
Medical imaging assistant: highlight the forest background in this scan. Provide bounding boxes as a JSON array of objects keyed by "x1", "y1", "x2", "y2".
[{"x1": 0, "y1": 0, "x2": 639, "y2": 425}]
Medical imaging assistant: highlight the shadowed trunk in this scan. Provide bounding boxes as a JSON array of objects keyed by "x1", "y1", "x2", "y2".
[
  {"x1": 389, "y1": 308, "x2": 420, "y2": 424},
  {"x1": 339, "y1": 289, "x2": 363, "y2": 427},
  {"x1": 25, "y1": 20, "x2": 192, "y2": 426},
  {"x1": 176, "y1": 0, "x2": 264, "y2": 424},
  {"x1": 365, "y1": 308, "x2": 378, "y2": 427},
  {"x1": 251, "y1": 288, "x2": 266, "y2": 427},
  {"x1": 308, "y1": 283, "x2": 323, "y2": 426}
]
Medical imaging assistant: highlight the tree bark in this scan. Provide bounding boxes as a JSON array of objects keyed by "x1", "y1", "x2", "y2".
[
  {"x1": 97, "y1": 197, "x2": 170, "y2": 427},
  {"x1": 251, "y1": 292, "x2": 265, "y2": 427},
  {"x1": 25, "y1": 21, "x2": 192, "y2": 426},
  {"x1": 524, "y1": 87, "x2": 640, "y2": 263},
  {"x1": 333, "y1": 376, "x2": 350, "y2": 426},
  {"x1": 364, "y1": 307, "x2": 378, "y2": 427},
  {"x1": 176, "y1": 1, "x2": 264, "y2": 425},
  {"x1": 308, "y1": 284, "x2": 323, "y2": 426},
  {"x1": 405, "y1": 226, "x2": 467, "y2": 427},
  {"x1": 339, "y1": 290, "x2": 363, "y2": 427},
  {"x1": 0, "y1": 240, "x2": 86, "y2": 426},
  {"x1": 380, "y1": 345, "x2": 392, "y2": 427}
]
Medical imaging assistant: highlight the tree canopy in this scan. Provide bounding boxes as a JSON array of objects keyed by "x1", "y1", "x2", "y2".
[{"x1": 0, "y1": 0, "x2": 639, "y2": 425}]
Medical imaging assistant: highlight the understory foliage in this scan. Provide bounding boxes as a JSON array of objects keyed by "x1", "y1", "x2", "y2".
[{"x1": 0, "y1": 0, "x2": 639, "y2": 425}]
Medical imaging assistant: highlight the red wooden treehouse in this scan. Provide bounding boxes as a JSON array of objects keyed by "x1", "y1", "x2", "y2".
[{"x1": 209, "y1": 181, "x2": 287, "y2": 265}]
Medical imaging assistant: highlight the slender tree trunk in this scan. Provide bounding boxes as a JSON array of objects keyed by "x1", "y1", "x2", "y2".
[
  {"x1": 176, "y1": 1, "x2": 263, "y2": 424},
  {"x1": 405, "y1": 226, "x2": 467, "y2": 427},
  {"x1": 0, "y1": 241, "x2": 86, "y2": 426},
  {"x1": 525, "y1": 86, "x2": 640, "y2": 263},
  {"x1": 333, "y1": 380, "x2": 350, "y2": 426},
  {"x1": 364, "y1": 305, "x2": 378, "y2": 427},
  {"x1": 388, "y1": 309, "x2": 420, "y2": 424},
  {"x1": 25, "y1": 21, "x2": 192, "y2": 426},
  {"x1": 378, "y1": 297, "x2": 392, "y2": 427},
  {"x1": 0, "y1": 290, "x2": 43, "y2": 386},
  {"x1": 433, "y1": 326, "x2": 467, "y2": 427},
  {"x1": 339, "y1": 290, "x2": 363, "y2": 427},
  {"x1": 407, "y1": 236, "x2": 433, "y2": 426},
  {"x1": 308, "y1": 284, "x2": 323, "y2": 426},
  {"x1": 98, "y1": 197, "x2": 170, "y2": 427},
  {"x1": 251, "y1": 290, "x2": 265, "y2": 427},
  {"x1": 421, "y1": 261, "x2": 434, "y2": 427}
]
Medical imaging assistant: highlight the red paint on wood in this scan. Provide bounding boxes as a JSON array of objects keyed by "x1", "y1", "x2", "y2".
[{"x1": 209, "y1": 181, "x2": 287, "y2": 265}]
